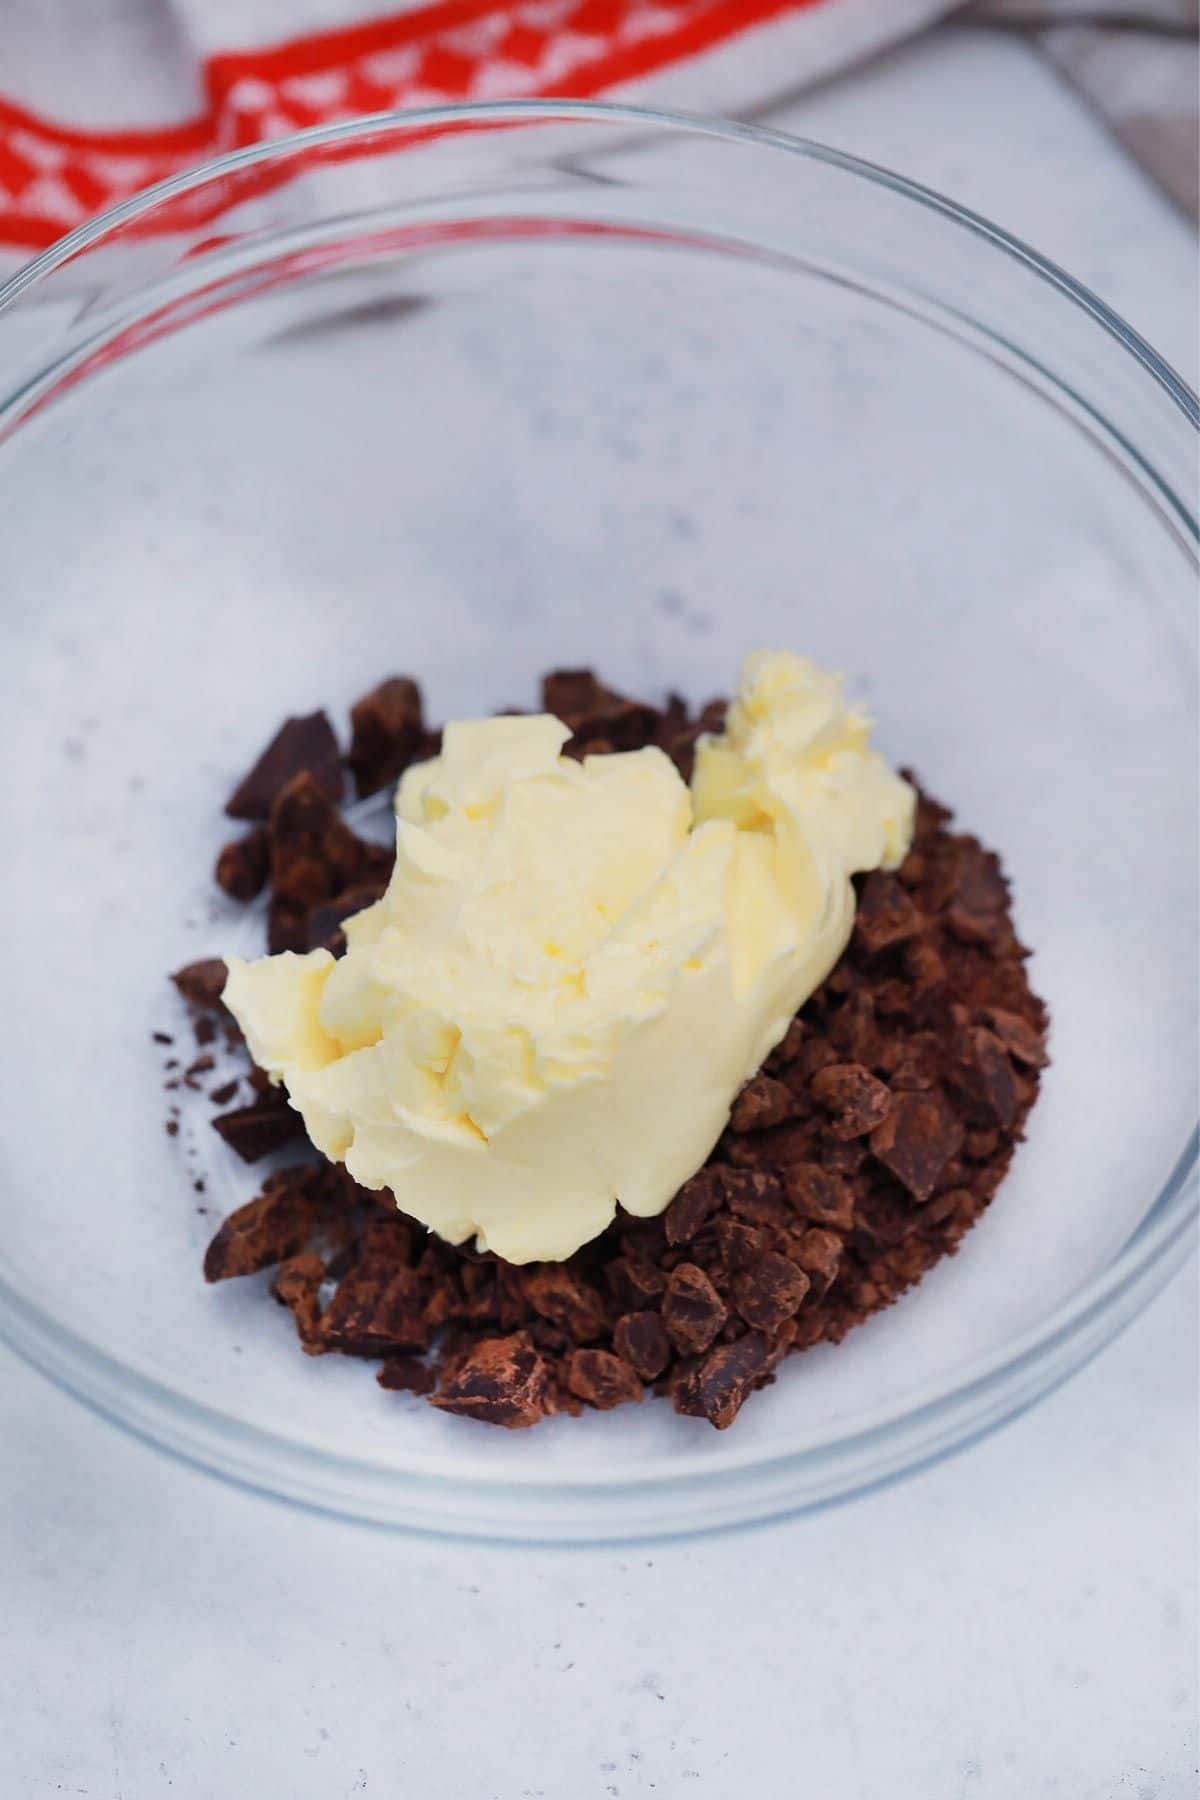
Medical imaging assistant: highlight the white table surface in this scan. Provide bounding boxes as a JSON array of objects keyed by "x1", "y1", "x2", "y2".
[{"x1": 3, "y1": 24, "x2": 1196, "y2": 1800}]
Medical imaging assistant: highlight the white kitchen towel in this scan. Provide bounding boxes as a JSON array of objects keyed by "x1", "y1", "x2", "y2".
[{"x1": 1, "y1": 0, "x2": 1196, "y2": 255}]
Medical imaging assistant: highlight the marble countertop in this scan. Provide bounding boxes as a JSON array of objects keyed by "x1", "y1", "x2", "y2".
[{"x1": 3, "y1": 24, "x2": 1196, "y2": 1800}]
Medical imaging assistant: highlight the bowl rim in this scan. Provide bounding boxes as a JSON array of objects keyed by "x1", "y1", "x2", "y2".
[{"x1": 0, "y1": 99, "x2": 1195, "y2": 1535}]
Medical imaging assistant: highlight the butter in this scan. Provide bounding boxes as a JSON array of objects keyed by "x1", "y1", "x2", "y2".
[{"x1": 223, "y1": 652, "x2": 915, "y2": 1263}]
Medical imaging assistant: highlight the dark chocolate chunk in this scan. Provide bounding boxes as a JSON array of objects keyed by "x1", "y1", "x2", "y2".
[
  {"x1": 979, "y1": 1006, "x2": 1049, "y2": 1069},
  {"x1": 171, "y1": 958, "x2": 229, "y2": 1011},
  {"x1": 869, "y1": 1089, "x2": 964, "y2": 1202},
  {"x1": 318, "y1": 1262, "x2": 431, "y2": 1356},
  {"x1": 561, "y1": 1348, "x2": 643, "y2": 1410},
  {"x1": 348, "y1": 677, "x2": 426, "y2": 798},
  {"x1": 521, "y1": 1265, "x2": 608, "y2": 1342},
  {"x1": 613, "y1": 1311, "x2": 671, "y2": 1381},
  {"x1": 377, "y1": 1355, "x2": 437, "y2": 1396},
  {"x1": 430, "y1": 1333, "x2": 552, "y2": 1429},
  {"x1": 305, "y1": 881, "x2": 388, "y2": 954},
  {"x1": 662, "y1": 1263, "x2": 727, "y2": 1354},
  {"x1": 226, "y1": 711, "x2": 343, "y2": 820},
  {"x1": 782, "y1": 1162, "x2": 855, "y2": 1231},
  {"x1": 268, "y1": 771, "x2": 388, "y2": 907},
  {"x1": 854, "y1": 870, "x2": 920, "y2": 954},
  {"x1": 271, "y1": 1250, "x2": 325, "y2": 1349},
  {"x1": 791, "y1": 1228, "x2": 842, "y2": 1301},
  {"x1": 664, "y1": 1170, "x2": 723, "y2": 1246},
  {"x1": 605, "y1": 1255, "x2": 667, "y2": 1311},
  {"x1": 810, "y1": 1063, "x2": 893, "y2": 1140},
  {"x1": 729, "y1": 1075, "x2": 796, "y2": 1134},
  {"x1": 215, "y1": 826, "x2": 270, "y2": 901},
  {"x1": 732, "y1": 1251, "x2": 810, "y2": 1332},
  {"x1": 212, "y1": 1092, "x2": 304, "y2": 1163},
  {"x1": 672, "y1": 1331, "x2": 784, "y2": 1430},
  {"x1": 542, "y1": 668, "x2": 660, "y2": 752},
  {"x1": 948, "y1": 1027, "x2": 1019, "y2": 1129},
  {"x1": 204, "y1": 1169, "x2": 319, "y2": 1280}
]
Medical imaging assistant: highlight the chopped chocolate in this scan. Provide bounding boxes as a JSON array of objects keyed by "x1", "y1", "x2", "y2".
[
  {"x1": 347, "y1": 676, "x2": 425, "y2": 798},
  {"x1": 979, "y1": 1005, "x2": 1049, "y2": 1069},
  {"x1": 730, "y1": 1075, "x2": 796, "y2": 1133},
  {"x1": 782, "y1": 1162, "x2": 855, "y2": 1232},
  {"x1": 810, "y1": 1063, "x2": 893, "y2": 1140},
  {"x1": 271, "y1": 1250, "x2": 325, "y2": 1349},
  {"x1": 791, "y1": 1228, "x2": 842, "y2": 1301},
  {"x1": 662, "y1": 1263, "x2": 727, "y2": 1354},
  {"x1": 542, "y1": 668, "x2": 660, "y2": 754},
  {"x1": 854, "y1": 870, "x2": 920, "y2": 954},
  {"x1": 869, "y1": 1089, "x2": 964, "y2": 1203},
  {"x1": 204, "y1": 1168, "x2": 320, "y2": 1281},
  {"x1": 305, "y1": 882, "x2": 388, "y2": 955},
  {"x1": 521, "y1": 1265, "x2": 608, "y2": 1342},
  {"x1": 215, "y1": 826, "x2": 270, "y2": 901},
  {"x1": 605, "y1": 1254, "x2": 667, "y2": 1311},
  {"x1": 377, "y1": 1355, "x2": 437, "y2": 1396},
  {"x1": 190, "y1": 674, "x2": 1047, "y2": 1430},
  {"x1": 613, "y1": 1311, "x2": 672, "y2": 1381},
  {"x1": 226, "y1": 710, "x2": 343, "y2": 820},
  {"x1": 171, "y1": 958, "x2": 228, "y2": 1011},
  {"x1": 212, "y1": 1091, "x2": 304, "y2": 1163},
  {"x1": 268, "y1": 771, "x2": 390, "y2": 908},
  {"x1": 152, "y1": 1030, "x2": 173, "y2": 1046},
  {"x1": 673, "y1": 1331, "x2": 785, "y2": 1430},
  {"x1": 430, "y1": 1332, "x2": 552, "y2": 1429},
  {"x1": 318, "y1": 1263, "x2": 431, "y2": 1356},
  {"x1": 947, "y1": 1026, "x2": 1019, "y2": 1129},
  {"x1": 561, "y1": 1347, "x2": 644, "y2": 1411},
  {"x1": 664, "y1": 1170, "x2": 723, "y2": 1246},
  {"x1": 732, "y1": 1251, "x2": 809, "y2": 1332}
]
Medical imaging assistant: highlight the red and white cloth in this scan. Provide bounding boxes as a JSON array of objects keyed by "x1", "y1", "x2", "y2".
[{"x1": 1, "y1": 0, "x2": 1196, "y2": 256}]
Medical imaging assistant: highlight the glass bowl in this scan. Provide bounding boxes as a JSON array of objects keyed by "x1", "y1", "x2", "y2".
[{"x1": 0, "y1": 104, "x2": 1194, "y2": 1543}]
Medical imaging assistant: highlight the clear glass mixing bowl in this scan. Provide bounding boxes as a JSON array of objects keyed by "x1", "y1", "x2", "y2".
[{"x1": 0, "y1": 104, "x2": 1194, "y2": 1543}]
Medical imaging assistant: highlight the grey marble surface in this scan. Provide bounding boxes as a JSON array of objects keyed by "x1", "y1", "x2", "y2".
[{"x1": 2, "y1": 25, "x2": 1196, "y2": 1800}]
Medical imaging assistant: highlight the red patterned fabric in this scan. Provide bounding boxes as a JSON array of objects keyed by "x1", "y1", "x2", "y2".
[{"x1": 0, "y1": 0, "x2": 824, "y2": 250}]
